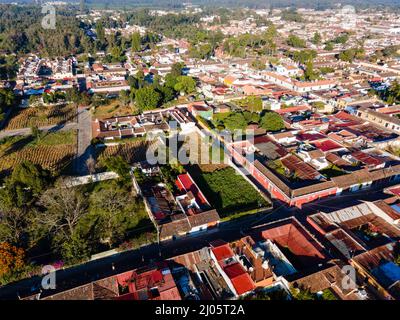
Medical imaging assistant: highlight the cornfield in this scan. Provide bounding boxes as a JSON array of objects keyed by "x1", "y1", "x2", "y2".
[
  {"x1": 0, "y1": 145, "x2": 76, "y2": 174},
  {"x1": 97, "y1": 140, "x2": 156, "y2": 165},
  {"x1": 5, "y1": 104, "x2": 77, "y2": 130}
]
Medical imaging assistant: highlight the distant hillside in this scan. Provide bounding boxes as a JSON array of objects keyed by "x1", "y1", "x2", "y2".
[{"x1": 0, "y1": 0, "x2": 399, "y2": 9}]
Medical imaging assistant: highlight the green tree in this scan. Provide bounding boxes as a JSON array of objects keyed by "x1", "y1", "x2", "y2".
[
  {"x1": 0, "y1": 161, "x2": 49, "y2": 208},
  {"x1": 165, "y1": 73, "x2": 179, "y2": 89},
  {"x1": 119, "y1": 90, "x2": 131, "y2": 107},
  {"x1": 324, "y1": 42, "x2": 334, "y2": 51},
  {"x1": 60, "y1": 233, "x2": 90, "y2": 265},
  {"x1": 223, "y1": 112, "x2": 248, "y2": 132},
  {"x1": 30, "y1": 125, "x2": 42, "y2": 143},
  {"x1": 174, "y1": 76, "x2": 196, "y2": 95},
  {"x1": 260, "y1": 112, "x2": 284, "y2": 131},
  {"x1": 304, "y1": 61, "x2": 318, "y2": 81},
  {"x1": 0, "y1": 88, "x2": 16, "y2": 115},
  {"x1": 170, "y1": 62, "x2": 185, "y2": 77},
  {"x1": 102, "y1": 156, "x2": 131, "y2": 183},
  {"x1": 66, "y1": 87, "x2": 81, "y2": 105},
  {"x1": 287, "y1": 34, "x2": 306, "y2": 48},
  {"x1": 333, "y1": 33, "x2": 349, "y2": 44},
  {"x1": 135, "y1": 86, "x2": 161, "y2": 111},
  {"x1": 131, "y1": 32, "x2": 141, "y2": 52},
  {"x1": 311, "y1": 32, "x2": 322, "y2": 45},
  {"x1": 291, "y1": 286, "x2": 316, "y2": 300},
  {"x1": 88, "y1": 183, "x2": 143, "y2": 246},
  {"x1": 159, "y1": 86, "x2": 175, "y2": 103}
]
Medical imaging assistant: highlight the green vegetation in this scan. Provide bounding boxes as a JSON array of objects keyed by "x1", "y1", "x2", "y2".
[
  {"x1": 212, "y1": 111, "x2": 260, "y2": 132},
  {"x1": 127, "y1": 63, "x2": 196, "y2": 110},
  {"x1": 311, "y1": 32, "x2": 322, "y2": 45},
  {"x1": 251, "y1": 59, "x2": 266, "y2": 71},
  {"x1": 382, "y1": 81, "x2": 400, "y2": 105},
  {"x1": 135, "y1": 86, "x2": 162, "y2": 111},
  {"x1": 291, "y1": 286, "x2": 338, "y2": 300},
  {"x1": 287, "y1": 34, "x2": 306, "y2": 48},
  {"x1": 259, "y1": 112, "x2": 285, "y2": 131},
  {"x1": 332, "y1": 32, "x2": 349, "y2": 45},
  {"x1": 174, "y1": 76, "x2": 197, "y2": 95},
  {"x1": 0, "y1": 158, "x2": 154, "y2": 283},
  {"x1": 281, "y1": 8, "x2": 304, "y2": 23},
  {"x1": 0, "y1": 55, "x2": 18, "y2": 80},
  {"x1": 338, "y1": 47, "x2": 365, "y2": 62},
  {"x1": 289, "y1": 49, "x2": 317, "y2": 64},
  {"x1": 29, "y1": 130, "x2": 77, "y2": 146},
  {"x1": 319, "y1": 66, "x2": 335, "y2": 74},
  {"x1": 222, "y1": 26, "x2": 277, "y2": 57},
  {"x1": 0, "y1": 88, "x2": 16, "y2": 122},
  {"x1": 320, "y1": 165, "x2": 345, "y2": 178},
  {"x1": 324, "y1": 42, "x2": 334, "y2": 51},
  {"x1": 235, "y1": 96, "x2": 263, "y2": 112},
  {"x1": 303, "y1": 61, "x2": 319, "y2": 81},
  {"x1": 211, "y1": 110, "x2": 283, "y2": 133},
  {"x1": 189, "y1": 167, "x2": 269, "y2": 217},
  {"x1": 321, "y1": 289, "x2": 338, "y2": 300},
  {"x1": 290, "y1": 286, "x2": 316, "y2": 300},
  {"x1": 243, "y1": 288, "x2": 289, "y2": 300},
  {"x1": 0, "y1": 6, "x2": 93, "y2": 57},
  {"x1": 311, "y1": 101, "x2": 326, "y2": 110}
]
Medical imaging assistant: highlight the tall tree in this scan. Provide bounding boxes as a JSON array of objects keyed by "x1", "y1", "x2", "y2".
[
  {"x1": 38, "y1": 184, "x2": 88, "y2": 243},
  {"x1": 131, "y1": 32, "x2": 141, "y2": 52},
  {"x1": 0, "y1": 242, "x2": 25, "y2": 283},
  {"x1": 260, "y1": 112, "x2": 285, "y2": 131},
  {"x1": 135, "y1": 86, "x2": 161, "y2": 111},
  {"x1": 174, "y1": 76, "x2": 196, "y2": 95}
]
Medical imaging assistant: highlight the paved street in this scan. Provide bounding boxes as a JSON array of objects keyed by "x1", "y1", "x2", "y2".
[{"x1": 73, "y1": 107, "x2": 93, "y2": 175}]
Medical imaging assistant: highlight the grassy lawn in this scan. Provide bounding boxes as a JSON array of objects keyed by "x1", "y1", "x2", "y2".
[
  {"x1": 188, "y1": 166, "x2": 270, "y2": 218},
  {"x1": 33, "y1": 130, "x2": 77, "y2": 146}
]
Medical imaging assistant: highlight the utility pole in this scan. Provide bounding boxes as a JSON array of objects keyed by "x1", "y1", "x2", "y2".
[{"x1": 157, "y1": 225, "x2": 161, "y2": 257}]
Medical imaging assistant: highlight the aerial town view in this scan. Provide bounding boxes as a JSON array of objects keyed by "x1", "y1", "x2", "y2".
[{"x1": 1, "y1": 0, "x2": 400, "y2": 307}]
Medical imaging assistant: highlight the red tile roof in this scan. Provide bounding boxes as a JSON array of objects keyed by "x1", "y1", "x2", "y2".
[
  {"x1": 297, "y1": 132, "x2": 326, "y2": 142},
  {"x1": 351, "y1": 151, "x2": 384, "y2": 167},
  {"x1": 230, "y1": 273, "x2": 255, "y2": 295},
  {"x1": 212, "y1": 244, "x2": 234, "y2": 261},
  {"x1": 312, "y1": 139, "x2": 343, "y2": 152},
  {"x1": 388, "y1": 187, "x2": 400, "y2": 197},
  {"x1": 176, "y1": 173, "x2": 208, "y2": 206},
  {"x1": 224, "y1": 262, "x2": 246, "y2": 278}
]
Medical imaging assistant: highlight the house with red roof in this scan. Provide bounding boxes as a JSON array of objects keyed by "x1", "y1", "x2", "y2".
[
  {"x1": 210, "y1": 242, "x2": 256, "y2": 297},
  {"x1": 116, "y1": 264, "x2": 181, "y2": 300}
]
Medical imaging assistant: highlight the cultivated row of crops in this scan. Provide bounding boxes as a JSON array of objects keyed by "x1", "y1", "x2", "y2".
[
  {"x1": 0, "y1": 145, "x2": 76, "y2": 174},
  {"x1": 97, "y1": 140, "x2": 155, "y2": 165},
  {"x1": 5, "y1": 104, "x2": 77, "y2": 130}
]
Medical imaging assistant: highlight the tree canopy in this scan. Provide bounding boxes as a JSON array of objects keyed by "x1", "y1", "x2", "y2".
[{"x1": 259, "y1": 112, "x2": 285, "y2": 131}]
